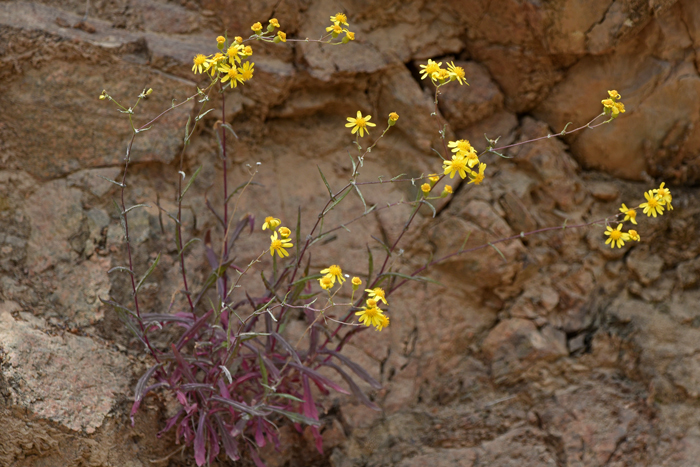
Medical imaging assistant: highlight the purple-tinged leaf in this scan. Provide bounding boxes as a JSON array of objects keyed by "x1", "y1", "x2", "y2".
[
  {"x1": 194, "y1": 410, "x2": 207, "y2": 466},
  {"x1": 290, "y1": 362, "x2": 350, "y2": 395},
  {"x1": 255, "y1": 418, "x2": 265, "y2": 447},
  {"x1": 130, "y1": 363, "x2": 162, "y2": 425},
  {"x1": 248, "y1": 444, "x2": 267, "y2": 467},
  {"x1": 206, "y1": 417, "x2": 220, "y2": 461},
  {"x1": 325, "y1": 362, "x2": 380, "y2": 411},
  {"x1": 217, "y1": 378, "x2": 232, "y2": 399},
  {"x1": 302, "y1": 375, "x2": 319, "y2": 421},
  {"x1": 174, "y1": 309, "x2": 214, "y2": 351},
  {"x1": 271, "y1": 333, "x2": 302, "y2": 365},
  {"x1": 210, "y1": 396, "x2": 268, "y2": 416},
  {"x1": 180, "y1": 383, "x2": 215, "y2": 392},
  {"x1": 141, "y1": 314, "x2": 194, "y2": 325},
  {"x1": 214, "y1": 414, "x2": 240, "y2": 461},
  {"x1": 170, "y1": 344, "x2": 197, "y2": 383},
  {"x1": 311, "y1": 425, "x2": 323, "y2": 454},
  {"x1": 158, "y1": 408, "x2": 184, "y2": 438},
  {"x1": 319, "y1": 349, "x2": 382, "y2": 389}
]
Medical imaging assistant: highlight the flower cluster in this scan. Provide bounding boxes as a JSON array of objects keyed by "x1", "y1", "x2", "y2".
[
  {"x1": 264, "y1": 216, "x2": 294, "y2": 257},
  {"x1": 419, "y1": 59, "x2": 468, "y2": 86},
  {"x1": 605, "y1": 182, "x2": 672, "y2": 248},
  {"x1": 191, "y1": 35, "x2": 256, "y2": 88},
  {"x1": 356, "y1": 288, "x2": 389, "y2": 331},
  {"x1": 442, "y1": 139, "x2": 486, "y2": 184},
  {"x1": 326, "y1": 12, "x2": 355, "y2": 43},
  {"x1": 602, "y1": 90, "x2": 625, "y2": 118}
]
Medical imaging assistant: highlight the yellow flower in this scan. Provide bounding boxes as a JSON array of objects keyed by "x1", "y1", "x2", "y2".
[
  {"x1": 270, "y1": 231, "x2": 293, "y2": 257},
  {"x1": 345, "y1": 111, "x2": 376, "y2": 137},
  {"x1": 243, "y1": 45, "x2": 253, "y2": 56},
  {"x1": 192, "y1": 54, "x2": 209, "y2": 74},
  {"x1": 326, "y1": 23, "x2": 343, "y2": 34},
  {"x1": 608, "y1": 90, "x2": 621, "y2": 100},
  {"x1": 216, "y1": 36, "x2": 226, "y2": 45},
  {"x1": 604, "y1": 224, "x2": 630, "y2": 249},
  {"x1": 429, "y1": 174, "x2": 440, "y2": 183},
  {"x1": 448, "y1": 139, "x2": 474, "y2": 155},
  {"x1": 640, "y1": 190, "x2": 664, "y2": 217},
  {"x1": 278, "y1": 226, "x2": 291, "y2": 238},
  {"x1": 238, "y1": 61, "x2": 254, "y2": 81},
  {"x1": 269, "y1": 18, "x2": 280, "y2": 28},
  {"x1": 366, "y1": 298, "x2": 378, "y2": 308},
  {"x1": 628, "y1": 230, "x2": 641, "y2": 241},
  {"x1": 235, "y1": 36, "x2": 243, "y2": 44},
  {"x1": 441, "y1": 185, "x2": 453, "y2": 197},
  {"x1": 653, "y1": 182, "x2": 672, "y2": 206},
  {"x1": 365, "y1": 287, "x2": 387, "y2": 305},
  {"x1": 443, "y1": 154, "x2": 469, "y2": 179},
  {"x1": 219, "y1": 64, "x2": 242, "y2": 87},
  {"x1": 421, "y1": 183, "x2": 431, "y2": 194},
  {"x1": 619, "y1": 203, "x2": 637, "y2": 225},
  {"x1": 419, "y1": 59, "x2": 442, "y2": 80},
  {"x1": 330, "y1": 13, "x2": 349, "y2": 26},
  {"x1": 435, "y1": 69, "x2": 450, "y2": 82},
  {"x1": 251, "y1": 22, "x2": 263, "y2": 33},
  {"x1": 262, "y1": 216, "x2": 281, "y2": 230},
  {"x1": 206, "y1": 53, "x2": 226, "y2": 75},
  {"x1": 226, "y1": 44, "x2": 242, "y2": 64},
  {"x1": 389, "y1": 112, "x2": 399, "y2": 122},
  {"x1": 355, "y1": 305, "x2": 385, "y2": 328},
  {"x1": 319, "y1": 275, "x2": 334, "y2": 290},
  {"x1": 276, "y1": 31, "x2": 286, "y2": 42},
  {"x1": 468, "y1": 162, "x2": 486, "y2": 185},
  {"x1": 351, "y1": 277, "x2": 362, "y2": 289},
  {"x1": 602, "y1": 98, "x2": 625, "y2": 117},
  {"x1": 447, "y1": 61, "x2": 468, "y2": 85},
  {"x1": 465, "y1": 151, "x2": 479, "y2": 168},
  {"x1": 320, "y1": 264, "x2": 345, "y2": 284},
  {"x1": 374, "y1": 313, "x2": 389, "y2": 331},
  {"x1": 344, "y1": 31, "x2": 355, "y2": 41},
  {"x1": 445, "y1": 185, "x2": 453, "y2": 193}
]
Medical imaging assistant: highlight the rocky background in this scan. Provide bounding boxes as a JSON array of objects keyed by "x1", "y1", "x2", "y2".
[{"x1": 2, "y1": 0, "x2": 700, "y2": 465}]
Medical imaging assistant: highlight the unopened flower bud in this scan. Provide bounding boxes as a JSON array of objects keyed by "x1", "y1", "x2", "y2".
[
  {"x1": 216, "y1": 35, "x2": 226, "y2": 50},
  {"x1": 388, "y1": 112, "x2": 399, "y2": 126},
  {"x1": 351, "y1": 276, "x2": 362, "y2": 290},
  {"x1": 440, "y1": 185, "x2": 453, "y2": 198}
]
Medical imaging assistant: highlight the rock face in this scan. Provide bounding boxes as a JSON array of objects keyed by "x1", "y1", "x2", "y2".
[{"x1": 2, "y1": 0, "x2": 700, "y2": 466}]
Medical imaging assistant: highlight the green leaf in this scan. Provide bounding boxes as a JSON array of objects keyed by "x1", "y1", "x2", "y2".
[
  {"x1": 221, "y1": 123, "x2": 238, "y2": 139},
  {"x1": 266, "y1": 406, "x2": 321, "y2": 426},
  {"x1": 179, "y1": 237, "x2": 201, "y2": 255},
  {"x1": 348, "y1": 153, "x2": 357, "y2": 173},
  {"x1": 225, "y1": 181, "x2": 264, "y2": 204},
  {"x1": 258, "y1": 353, "x2": 269, "y2": 395},
  {"x1": 370, "y1": 235, "x2": 391, "y2": 255},
  {"x1": 366, "y1": 245, "x2": 374, "y2": 284},
  {"x1": 108, "y1": 266, "x2": 134, "y2": 276},
  {"x1": 488, "y1": 242, "x2": 507, "y2": 263},
  {"x1": 391, "y1": 173, "x2": 407, "y2": 181},
  {"x1": 290, "y1": 273, "x2": 324, "y2": 287},
  {"x1": 377, "y1": 271, "x2": 444, "y2": 287},
  {"x1": 97, "y1": 175, "x2": 124, "y2": 188},
  {"x1": 135, "y1": 252, "x2": 161, "y2": 295},
  {"x1": 179, "y1": 165, "x2": 203, "y2": 201},
  {"x1": 184, "y1": 115, "x2": 191, "y2": 143},
  {"x1": 317, "y1": 165, "x2": 333, "y2": 199},
  {"x1": 353, "y1": 183, "x2": 367, "y2": 213},
  {"x1": 322, "y1": 187, "x2": 351, "y2": 216},
  {"x1": 421, "y1": 199, "x2": 436, "y2": 218},
  {"x1": 269, "y1": 393, "x2": 304, "y2": 403},
  {"x1": 194, "y1": 108, "x2": 215, "y2": 122},
  {"x1": 459, "y1": 231, "x2": 471, "y2": 252},
  {"x1": 123, "y1": 204, "x2": 150, "y2": 215}
]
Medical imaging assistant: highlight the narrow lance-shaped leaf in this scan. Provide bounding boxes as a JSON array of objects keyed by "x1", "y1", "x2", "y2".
[
  {"x1": 271, "y1": 333, "x2": 302, "y2": 365},
  {"x1": 135, "y1": 252, "x2": 161, "y2": 295},
  {"x1": 317, "y1": 165, "x2": 333, "y2": 199},
  {"x1": 325, "y1": 361, "x2": 380, "y2": 411},
  {"x1": 123, "y1": 204, "x2": 150, "y2": 214},
  {"x1": 130, "y1": 363, "x2": 163, "y2": 425},
  {"x1": 194, "y1": 410, "x2": 207, "y2": 466},
  {"x1": 319, "y1": 349, "x2": 381, "y2": 388},
  {"x1": 210, "y1": 396, "x2": 268, "y2": 416},
  {"x1": 179, "y1": 165, "x2": 203, "y2": 201},
  {"x1": 289, "y1": 362, "x2": 350, "y2": 394}
]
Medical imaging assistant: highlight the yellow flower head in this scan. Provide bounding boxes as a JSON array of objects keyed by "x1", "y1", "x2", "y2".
[
  {"x1": 604, "y1": 224, "x2": 630, "y2": 249},
  {"x1": 355, "y1": 305, "x2": 385, "y2": 328},
  {"x1": 366, "y1": 298, "x2": 378, "y2": 308},
  {"x1": 330, "y1": 13, "x2": 349, "y2": 26},
  {"x1": 628, "y1": 230, "x2": 641, "y2": 241},
  {"x1": 219, "y1": 63, "x2": 242, "y2": 87},
  {"x1": 619, "y1": 203, "x2": 637, "y2": 225},
  {"x1": 192, "y1": 54, "x2": 209, "y2": 74},
  {"x1": 448, "y1": 139, "x2": 474, "y2": 155},
  {"x1": 344, "y1": 31, "x2": 355, "y2": 41},
  {"x1": 429, "y1": 174, "x2": 440, "y2": 183},
  {"x1": 235, "y1": 36, "x2": 243, "y2": 44},
  {"x1": 608, "y1": 90, "x2": 621, "y2": 100},
  {"x1": 206, "y1": 53, "x2": 226, "y2": 75},
  {"x1": 276, "y1": 31, "x2": 287, "y2": 42},
  {"x1": 326, "y1": 23, "x2": 343, "y2": 34},
  {"x1": 226, "y1": 44, "x2": 242, "y2": 61},
  {"x1": 640, "y1": 190, "x2": 664, "y2": 218},
  {"x1": 269, "y1": 18, "x2": 280, "y2": 28},
  {"x1": 320, "y1": 264, "x2": 345, "y2": 284},
  {"x1": 389, "y1": 112, "x2": 399, "y2": 122},
  {"x1": 442, "y1": 185, "x2": 453, "y2": 196},
  {"x1": 270, "y1": 231, "x2": 293, "y2": 257},
  {"x1": 468, "y1": 163, "x2": 486, "y2": 185},
  {"x1": 443, "y1": 154, "x2": 469, "y2": 179},
  {"x1": 278, "y1": 226, "x2": 291, "y2": 238},
  {"x1": 319, "y1": 275, "x2": 334, "y2": 290},
  {"x1": 602, "y1": 97, "x2": 625, "y2": 117},
  {"x1": 238, "y1": 61, "x2": 254, "y2": 81},
  {"x1": 216, "y1": 36, "x2": 226, "y2": 45},
  {"x1": 374, "y1": 313, "x2": 389, "y2": 331},
  {"x1": 654, "y1": 182, "x2": 672, "y2": 206},
  {"x1": 251, "y1": 22, "x2": 263, "y2": 33},
  {"x1": 351, "y1": 276, "x2": 362, "y2": 287},
  {"x1": 262, "y1": 216, "x2": 281, "y2": 230},
  {"x1": 447, "y1": 61, "x2": 468, "y2": 85},
  {"x1": 421, "y1": 183, "x2": 431, "y2": 194},
  {"x1": 419, "y1": 59, "x2": 442, "y2": 81},
  {"x1": 365, "y1": 287, "x2": 387, "y2": 305},
  {"x1": 345, "y1": 111, "x2": 376, "y2": 138},
  {"x1": 435, "y1": 69, "x2": 451, "y2": 82}
]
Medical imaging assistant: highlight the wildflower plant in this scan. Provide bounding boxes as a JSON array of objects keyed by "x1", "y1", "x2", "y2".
[{"x1": 99, "y1": 13, "x2": 671, "y2": 466}]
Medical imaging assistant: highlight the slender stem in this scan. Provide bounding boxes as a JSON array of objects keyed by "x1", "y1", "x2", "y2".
[{"x1": 222, "y1": 88, "x2": 229, "y2": 304}]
